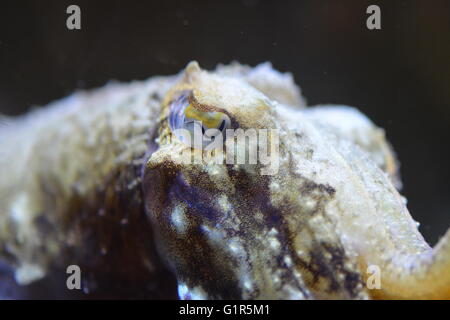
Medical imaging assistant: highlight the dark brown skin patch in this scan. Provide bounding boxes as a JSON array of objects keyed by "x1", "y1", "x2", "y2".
[
  {"x1": 228, "y1": 169, "x2": 315, "y2": 298},
  {"x1": 231, "y1": 164, "x2": 362, "y2": 298},
  {"x1": 33, "y1": 158, "x2": 178, "y2": 299},
  {"x1": 302, "y1": 242, "x2": 364, "y2": 297},
  {"x1": 281, "y1": 174, "x2": 364, "y2": 299}
]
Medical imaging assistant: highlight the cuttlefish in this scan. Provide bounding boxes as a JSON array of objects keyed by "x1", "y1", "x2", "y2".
[{"x1": 0, "y1": 62, "x2": 448, "y2": 299}]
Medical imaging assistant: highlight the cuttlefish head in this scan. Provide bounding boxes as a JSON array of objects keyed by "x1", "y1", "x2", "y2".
[{"x1": 142, "y1": 62, "x2": 366, "y2": 299}]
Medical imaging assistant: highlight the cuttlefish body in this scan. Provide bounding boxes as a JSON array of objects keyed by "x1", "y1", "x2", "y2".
[{"x1": 1, "y1": 62, "x2": 449, "y2": 299}]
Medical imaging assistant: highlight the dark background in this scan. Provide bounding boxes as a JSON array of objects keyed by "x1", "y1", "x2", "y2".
[{"x1": 0, "y1": 0, "x2": 449, "y2": 245}]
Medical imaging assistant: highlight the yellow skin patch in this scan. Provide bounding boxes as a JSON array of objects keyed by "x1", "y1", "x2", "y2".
[{"x1": 184, "y1": 103, "x2": 227, "y2": 130}]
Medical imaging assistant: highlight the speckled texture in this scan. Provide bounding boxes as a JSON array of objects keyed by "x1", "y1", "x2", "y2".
[{"x1": 0, "y1": 62, "x2": 449, "y2": 299}]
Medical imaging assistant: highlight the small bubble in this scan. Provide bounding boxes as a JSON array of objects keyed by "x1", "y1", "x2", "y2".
[{"x1": 98, "y1": 208, "x2": 105, "y2": 217}]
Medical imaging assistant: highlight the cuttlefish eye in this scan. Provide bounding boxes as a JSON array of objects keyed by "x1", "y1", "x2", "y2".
[{"x1": 169, "y1": 91, "x2": 231, "y2": 148}]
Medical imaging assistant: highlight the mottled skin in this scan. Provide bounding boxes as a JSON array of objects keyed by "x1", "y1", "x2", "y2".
[
  {"x1": 0, "y1": 62, "x2": 449, "y2": 299},
  {"x1": 144, "y1": 62, "x2": 450, "y2": 299}
]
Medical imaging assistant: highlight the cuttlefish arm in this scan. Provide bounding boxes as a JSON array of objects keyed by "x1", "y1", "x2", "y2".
[
  {"x1": 306, "y1": 108, "x2": 450, "y2": 299},
  {"x1": 275, "y1": 101, "x2": 450, "y2": 299}
]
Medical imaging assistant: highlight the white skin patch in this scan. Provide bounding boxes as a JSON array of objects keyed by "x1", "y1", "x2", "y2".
[
  {"x1": 177, "y1": 283, "x2": 208, "y2": 300},
  {"x1": 201, "y1": 224, "x2": 225, "y2": 244},
  {"x1": 177, "y1": 283, "x2": 190, "y2": 299},
  {"x1": 241, "y1": 273, "x2": 254, "y2": 292},
  {"x1": 267, "y1": 228, "x2": 281, "y2": 251},
  {"x1": 268, "y1": 227, "x2": 278, "y2": 236},
  {"x1": 269, "y1": 237, "x2": 281, "y2": 251},
  {"x1": 303, "y1": 198, "x2": 317, "y2": 211},
  {"x1": 217, "y1": 194, "x2": 232, "y2": 213},
  {"x1": 171, "y1": 205, "x2": 187, "y2": 234},
  {"x1": 228, "y1": 238, "x2": 244, "y2": 255},
  {"x1": 15, "y1": 263, "x2": 45, "y2": 285},
  {"x1": 284, "y1": 255, "x2": 293, "y2": 267}
]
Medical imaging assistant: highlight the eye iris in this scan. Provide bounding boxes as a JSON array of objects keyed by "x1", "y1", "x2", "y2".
[{"x1": 169, "y1": 92, "x2": 190, "y2": 133}]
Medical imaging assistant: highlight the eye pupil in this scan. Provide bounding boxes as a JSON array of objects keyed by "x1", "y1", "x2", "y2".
[{"x1": 218, "y1": 120, "x2": 226, "y2": 132}]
